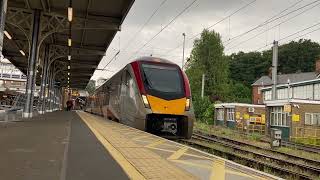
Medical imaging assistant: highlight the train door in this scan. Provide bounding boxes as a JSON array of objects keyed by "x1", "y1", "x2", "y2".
[{"x1": 120, "y1": 70, "x2": 136, "y2": 126}]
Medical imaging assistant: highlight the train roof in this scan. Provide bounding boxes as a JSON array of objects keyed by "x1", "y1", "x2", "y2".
[{"x1": 130, "y1": 56, "x2": 176, "y2": 65}]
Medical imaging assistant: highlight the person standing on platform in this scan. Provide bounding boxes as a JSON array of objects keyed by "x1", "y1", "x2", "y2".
[{"x1": 66, "y1": 100, "x2": 73, "y2": 111}]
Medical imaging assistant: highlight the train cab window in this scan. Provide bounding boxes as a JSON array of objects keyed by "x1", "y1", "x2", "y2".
[{"x1": 141, "y1": 63, "x2": 184, "y2": 100}]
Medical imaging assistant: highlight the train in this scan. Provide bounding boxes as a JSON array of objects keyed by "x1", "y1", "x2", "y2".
[{"x1": 85, "y1": 56, "x2": 194, "y2": 139}]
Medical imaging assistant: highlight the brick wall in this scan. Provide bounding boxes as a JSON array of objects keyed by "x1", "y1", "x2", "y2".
[
  {"x1": 316, "y1": 59, "x2": 320, "y2": 74},
  {"x1": 291, "y1": 103, "x2": 320, "y2": 138},
  {"x1": 252, "y1": 85, "x2": 263, "y2": 104}
]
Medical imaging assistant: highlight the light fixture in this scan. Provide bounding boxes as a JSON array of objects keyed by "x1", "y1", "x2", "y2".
[
  {"x1": 68, "y1": 55, "x2": 71, "y2": 60},
  {"x1": 141, "y1": 95, "x2": 150, "y2": 108},
  {"x1": 68, "y1": 65, "x2": 70, "y2": 69},
  {"x1": 19, "y1": 50, "x2": 25, "y2": 56},
  {"x1": 185, "y1": 98, "x2": 190, "y2": 111},
  {"x1": 68, "y1": 80, "x2": 70, "y2": 84},
  {"x1": 68, "y1": 7, "x2": 73, "y2": 22},
  {"x1": 4, "y1": 30, "x2": 12, "y2": 40},
  {"x1": 68, "y1": 72, "x2": 70, "y2": 75},
  {"x1": 68, "y1": 77, "x2": 70, "y2": 80},
  {"x1": 68, "y1": 38, "x2": 72, "y2": 46}
]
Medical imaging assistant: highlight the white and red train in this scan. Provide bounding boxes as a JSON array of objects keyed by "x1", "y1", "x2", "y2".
[{"x1": 86, "y1": 57, "x2": 194, "y2": 138}]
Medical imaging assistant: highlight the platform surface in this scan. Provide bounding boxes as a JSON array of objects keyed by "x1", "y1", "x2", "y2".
[{"x1": 0, "y1": 111, "x2": 279, "y2": 180}]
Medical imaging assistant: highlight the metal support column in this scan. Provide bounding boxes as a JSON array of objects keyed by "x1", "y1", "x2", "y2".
[
  {"x1": 46, "y1": 69, "x2": 52, "y2": 112},
  {"x1": 23, "y1": 10, "x2": 41, "y2": 118},
  {"x1": 47, "y1": 70, "x2": 53, "y2": 112},
  {"x1": 39, "y1": 46, "x2": 49, "y2": 114},
  {"x1": 53, "y1": 87, "x2": 57, "y2": 111},
  {"x1": 0, "y1": 0, "x2": 7, "y2": 59},
  {"x1": 49, "y1": 74, "x2": 55, "y2": 111},
  {"x1": 271, "y1": 41, "x2": 278, "y2": 100}
]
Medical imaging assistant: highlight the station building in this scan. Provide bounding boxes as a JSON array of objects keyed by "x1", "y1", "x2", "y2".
[
  {"x1": 214, "y1": 103, "x2": 266, "y2": 134},
  {"x1": 253, "y1": 59, "x2": 320, "y2": 140}
]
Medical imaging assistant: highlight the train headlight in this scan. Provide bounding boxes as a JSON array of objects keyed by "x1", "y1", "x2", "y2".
[
  {"x1": 142, "y1": 95, "x2": 150, "y2": 108},
  {"x1": 185, "y1": 98, "x2": 190, "y2": 111}
]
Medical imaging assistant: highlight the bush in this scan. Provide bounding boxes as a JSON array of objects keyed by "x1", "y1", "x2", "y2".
[{"x1": 192, "y1": 95, "x2": 214, "y2": 123}]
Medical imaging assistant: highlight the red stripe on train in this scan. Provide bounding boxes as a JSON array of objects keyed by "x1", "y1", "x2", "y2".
[
  {"x1": 130, "y1": 61, "x2": 146, "y2": 94},
  {"x1": 182, "y1": 71, "x2": 191, "y2": 98}
]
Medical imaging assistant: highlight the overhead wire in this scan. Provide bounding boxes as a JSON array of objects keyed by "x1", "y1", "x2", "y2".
[
  {"x1": 98, "y1": 0, "x2": 167, "y2": 71},
  {"x1": 162, "y1": 0, "x2": 257, "y2": 56},
  {"x1": 121, "y1": 0, "x2": 168, "y2": 52},
  {"x1": 252, "y1": 20, "x2": 320, "y2": 52},
  {"x1": 225, "y1": 1, "x2": 320, "y2": 51},
  {"x1": 127, "y1": 0, "x2": 199, "y2": 61},
  {"x1": 223, "y1": 0, "x2": 307, "y2": 45}
]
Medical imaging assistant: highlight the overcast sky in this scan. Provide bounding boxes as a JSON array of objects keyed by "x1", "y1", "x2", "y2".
[{"x1": 92, "y1": 0, "x2": 320, "y2": 80}]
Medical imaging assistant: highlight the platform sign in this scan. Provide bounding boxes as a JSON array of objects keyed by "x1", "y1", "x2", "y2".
[
  {"x1": 292, "y1": 114, "x2": 300, "y2": 122},
  {"x1": 243, "y1": 113, "x2": 249, "y2": 120},
  {"x1": 261, "y1": 114, "x2": 266, "y2": 124},
  {"x1": 236, "y1": 112, "x2": 240, "y2": 119},
  {"x1": 284, "y1": 104, "x2": 291, "y2": 113}
]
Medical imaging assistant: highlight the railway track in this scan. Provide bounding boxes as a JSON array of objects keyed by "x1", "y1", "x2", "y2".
[
  {"x1": 180, "y1": 132, "x2": 320, "y2": 179},
  {"x1": 278, "y1": 140, "x2": 320, "y2": 154}
]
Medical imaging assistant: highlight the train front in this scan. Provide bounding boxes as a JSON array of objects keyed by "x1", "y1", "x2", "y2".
[{"x1": 134, "y1": 60, "x2": 194, "y2": 139}]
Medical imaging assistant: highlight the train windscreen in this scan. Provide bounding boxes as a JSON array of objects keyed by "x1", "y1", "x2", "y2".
[{"x1": 141, "y1": 63, "x2": 185, "y2": 100}]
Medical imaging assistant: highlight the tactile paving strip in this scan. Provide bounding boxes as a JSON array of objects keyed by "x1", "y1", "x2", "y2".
[{"x1": 78, "y1": 112, "x2": 197, "y2": 180}]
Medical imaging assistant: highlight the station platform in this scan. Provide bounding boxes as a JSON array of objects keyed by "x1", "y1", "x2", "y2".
[{"x1": 0, "y1": 111, "x2": 279, "y2": 180}]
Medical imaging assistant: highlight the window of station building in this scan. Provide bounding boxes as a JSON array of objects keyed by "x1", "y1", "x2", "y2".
[
  {"x1": 305, "y1": 113, "x2": 320, "y2": 126},
  {"x1": 314, "y1": 84, "x2": 320, "y2": 100},
  {"x1": 277, "y1": 88, "x2": 288, "y2": 100},
  {"x1": 264, "y1": 90, "x2": 272, "y2": 101},
  {"x1": 293, "y1": 85, "x2": 313, "y2": 100},
  {"x1": 216, "y1": 108, "x2": 224, "y2": 121},
  {"x1": 270, "y1": 106, "x2": 289, "y2": 127},
  {"x1": 226, "y1": 108, "x2": 235, "y2": 121}
]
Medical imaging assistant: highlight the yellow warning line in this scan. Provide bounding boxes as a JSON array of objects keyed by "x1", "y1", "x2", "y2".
[
  {"x1": 145, "y1": 139, "x2": 166, "y2": 148},
  {"x1": 171, "y1": 159, "x2": 212, "y2": 169},
  {"x1": 77, "y1": 112, "x2": 146, "y2": 180},
  {"x1": 167, "y1": 146, "x2": 189, "y2": 160},
  {"x1": 148, "y1": 147, "x2": 212, "y2": 160},
  {"x1": 132, "y1": 135, "x2": 150, "y2": 141},
  {"x1": 210, "y1": 159, "x2": 225, "y2": 180}
]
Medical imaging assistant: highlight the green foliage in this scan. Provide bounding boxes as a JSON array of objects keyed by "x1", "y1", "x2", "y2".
[
  {"x1": 186, "y1": 29, "x2": 230, "y2": 101},
  {"x1": 85, "y1": 80, "x2": 96, "y2": 95},
  {"x1": 192, "y1": 96, "x2": 214, "y2": 123},
  {"x1": 229, "y1": 39, "x2": 320, "y2": 86},
  {"x1": 186, "y1": 30, "x2": 320, "y2": 122},
  {"x1": 228, "y1": 81, "x2": 252, "y2": 103},
  {"x1": 278, "y1": 39, "x2": 320, "y2": 73},
  {"x1": 229, "y1": 51, "x2": 270, "y2": 87}
]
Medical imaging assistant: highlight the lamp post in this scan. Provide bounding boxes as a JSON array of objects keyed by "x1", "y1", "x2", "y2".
[{"x1": 182, "y1": 33, "x2": 186, "y2": 70}]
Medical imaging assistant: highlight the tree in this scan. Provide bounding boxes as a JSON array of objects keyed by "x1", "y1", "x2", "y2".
[
  {"x1": 229, "y1": 51, "x2": 270, "y2": 87},
  {"x1": 85, "y1": 80, "x2": 96, "y2": 95},
  {"x1": 229, "y1": 39, "x2": 320, "y2": 87},
  {"x1": 186, "y1": 29, "x2": 229, "y2": 101},
  {"x1": 277, "y1": 39, "x2": 320, "y2": 73}
]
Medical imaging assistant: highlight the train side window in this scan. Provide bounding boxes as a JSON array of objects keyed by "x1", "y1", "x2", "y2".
[{"x1": 125, "y1": 71, "x2": 131, "y2": 86}]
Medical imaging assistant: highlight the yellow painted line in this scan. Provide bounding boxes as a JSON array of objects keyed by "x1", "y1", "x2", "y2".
[
  {"x1": 148, "y1": 147, "x2": 212, "y2": 160},
  {"x1": 210, "y1": 159, "x2": 225, "y2": 180},
  {"x1": 167, "y1": 146, "x2": 189, "y2": 160},
  {"x1": 77, "y1": 112, "x2": 146, "y2": 180},
  {"x1": 171, "y1": 159, "x2": 212, "y2": 169},
  {"x1": 172, "y1": 160, "x2": 258, "y2": 179},
  {"x1": 226, "y1": 170, "x2": 258, "y2": 179},
  {"x1": 145, "y1": 139, "x2": 166, "y2": 148},
  {"x1": 132, "y1": 135, "x2": 151, "y2": 141}
]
